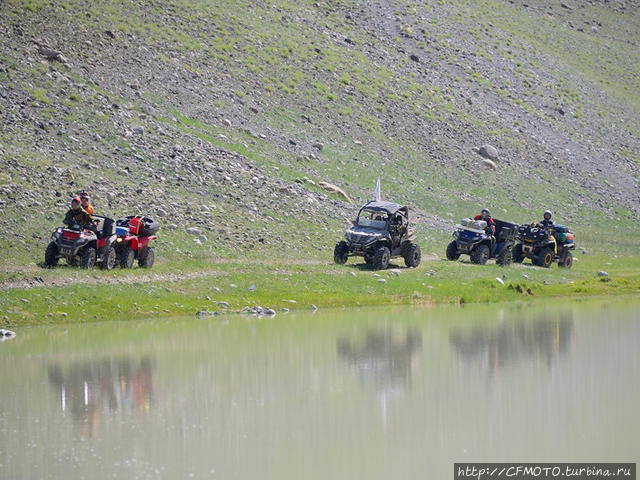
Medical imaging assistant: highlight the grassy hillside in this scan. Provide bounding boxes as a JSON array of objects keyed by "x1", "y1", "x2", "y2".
[{"x1": 1, "y1": 0, "x2": 639, "y2": 278}]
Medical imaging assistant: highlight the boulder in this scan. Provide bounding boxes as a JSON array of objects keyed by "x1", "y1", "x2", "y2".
[
  {"x1": 318, "y1": 181, "x2": 351, "y2": 202},
  {"x1": 480, "y1": 158, "x2": 497, "y2": 170},
  {"x1": 478, "y1": 144, "x2": 498, "y2": 161}
]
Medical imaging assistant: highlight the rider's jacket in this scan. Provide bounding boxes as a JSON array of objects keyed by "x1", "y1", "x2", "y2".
[
  {"x1": 63, "y1": 207, "x2": 92, "y2": 227},
  {"x1": 474, "y1": 214, "x2": 496, "y2": 236}
]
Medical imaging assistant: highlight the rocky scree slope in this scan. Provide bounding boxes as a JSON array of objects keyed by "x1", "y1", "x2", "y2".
[{"x1": 0, "y1": 0, "x2": 639, "y2": 268}]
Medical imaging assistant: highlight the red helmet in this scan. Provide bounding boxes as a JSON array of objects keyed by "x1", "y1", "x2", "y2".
[{"x1": 71, "y1": 197, "x2": 81, "y2": 204}]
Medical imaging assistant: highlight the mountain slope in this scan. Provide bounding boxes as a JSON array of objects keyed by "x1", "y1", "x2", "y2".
[{"x1": 1, "y1": 0, "x2": 639, "y2": 269}]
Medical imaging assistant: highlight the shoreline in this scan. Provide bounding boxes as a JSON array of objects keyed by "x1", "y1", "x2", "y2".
[{"x1": 2, "y1": 255, "x2": 639, "y2": 328}]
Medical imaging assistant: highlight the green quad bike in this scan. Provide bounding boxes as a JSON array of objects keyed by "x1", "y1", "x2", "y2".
[
  {"x1": 333, "y1": 201, "x2": 421, "y2": 270},
  {"x1": 513, "y1": 223, "x2": 575, "y2": 268}
]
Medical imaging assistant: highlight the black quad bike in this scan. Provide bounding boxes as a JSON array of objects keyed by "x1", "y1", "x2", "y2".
[
  {"x1": 333, "y1": 201, "x2": 421, "y2": 270},
  {"x1": 446, "y1": 218, "x2": 518, "y2": 265},
  {"x1": 512, "y1": 224, "x2": 575, "y2": 268},
  {"x1": 45, "y1": 216, "x2": 117, "y2": 270}
]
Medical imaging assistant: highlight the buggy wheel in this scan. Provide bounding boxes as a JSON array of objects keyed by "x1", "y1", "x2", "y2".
[
  {"x1": 470, "y1": 244, "x2": 490, "y2": 265},
  {"x1": 333, "y1": 241, "x2": 349, "y2": 265},
  {"x1": 119, "y1": 247, "x2": 135, "y2": 268},
  {"x1": 45, "y1": 242, "x2": 59, "y2": 268},
  {"x1": 446, "y1": 240, "x2": 460, "y2": 261},
  {"x1": 535, "y1": 247, "x2": 554, "y2": 268},
  {"x1": 364, "y1": 251, "x2": 374, "y2": 266},
  {"x1": 79, "y1": 246, "x2": 96, "y2": 269},
  {"x1": 496, "y1": 248, "x2": 513, "y2": 266},
  {"x1": 372, "y1": 246, "x2": 390, "y2": 270},
  {"x1": 512, "y1": 244, "x2": 524, "y2": 263},
  {"x1": 404, "y1": 243, "x2": 421, "y2": 268},
  {"x1": 99, "y1": 247, "x2": 117, "y2": 270},
  {"x1": 139, "y1": 247, "x2": 155, "y2": 268},
  {"x1": 559, "y1": 251, "x2": 573, "y2": 269}
]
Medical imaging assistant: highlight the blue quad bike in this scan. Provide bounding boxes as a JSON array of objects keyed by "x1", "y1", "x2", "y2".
[{"x1": 446, "y1": 218, "x2": 518, "y2": 266}]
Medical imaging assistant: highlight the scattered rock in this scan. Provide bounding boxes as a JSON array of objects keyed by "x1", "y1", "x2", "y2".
[
  {"x1": 495, "y1": 277, "x2": 505, "y2": 285},
  {"x1": 34, "y1": 40, "x2": 69, "y2": 65},
  {"x1": 378, "y1": 278, "x2": 387, "y2": 283},
  {"x1": 318, "y1": 181, "x2": 351, "y2": 202},
  {"x1": 480, "y1": 158, "x2": 497, "y2": 169},
  {"x1": 310, "y1": 304, "x2": 318, "y2": 311},
  {"x1": 349, "y1": 271, "x2": 357, "y2": 277},
  {"x1": 186, "y1": 227, "x2": 201, "y2": 235},
  {"x1": 478, "y1": 144, "x2": 499, "y2": 161},
  {"x1": 132, "y1": 126, "x2": 144, "y2": 135},
  {"x1": 597, "y1": 271, "x2": 609, "y2": 277},
  {"x1": 409, "y1": 53, "x2": 419, "y2": 62}
]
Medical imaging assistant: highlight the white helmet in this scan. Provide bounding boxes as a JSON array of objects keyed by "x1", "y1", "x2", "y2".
[{"x1": 544, "y1": 210, "x2": 552, "y2": 218}]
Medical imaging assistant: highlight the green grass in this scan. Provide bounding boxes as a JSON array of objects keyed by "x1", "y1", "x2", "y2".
[{"x1": 1, "y1": 255, "x2": 638, "y2": 327}]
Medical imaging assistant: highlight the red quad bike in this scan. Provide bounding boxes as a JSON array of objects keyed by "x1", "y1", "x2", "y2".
[
  {"x1": 114, "y1": 215, "x2": 159, "y2": 268},
  {"x1": 45, "y1": 216, "x2": 118, "y2": 270}
]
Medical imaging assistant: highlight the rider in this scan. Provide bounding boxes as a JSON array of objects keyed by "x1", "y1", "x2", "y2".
[
  {"x1": 474, "y1": 208, "x2": 496, "y2": 236},
  {"x1": 63, "y1": 197, "x2": 93, "y2": 227},
  {"x1": 79, "y1": 192, "x2": 94, "y2": 215},
  {"x1": 540, "y1": 210, "x2": 555, "y2": 230}
]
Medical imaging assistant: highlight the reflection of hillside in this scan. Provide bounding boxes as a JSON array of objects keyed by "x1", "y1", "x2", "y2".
[
  {"x1": 337, "y1": 329, "x2": 422, "y2": 398},
  {"x1": 48, "y1": 356, "x2": 155, "y2": 438},
  {"x1": 449, "y1": 311, "x2": 574, "y2": 373}
]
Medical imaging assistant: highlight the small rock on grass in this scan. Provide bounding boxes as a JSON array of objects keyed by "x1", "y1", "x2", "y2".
[
  {"x1": 597, "y1": 271, "x2": 609, "y2": 277},
  {"x1": 378, "y1": 278, "x2": 387, "y2": 283},
  {"x1": 495, "y1": 277, "x2": 505, "y2": 285},
  {"x1": 310, "y1": 304, "x2": 318, "y2": 311}
]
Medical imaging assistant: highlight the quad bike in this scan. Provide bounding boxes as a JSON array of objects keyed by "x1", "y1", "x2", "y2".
[
  {"x1": 513, "y1": 223, "x2": 575, "y2": 268},
  {"x1": 45, "y1": 216, "x2": 117, "y2": 270},
  {"x1": 446, "y1": 218, "x2": 518, "y2": 265},
  {"x1": 114, "y1": 215, "x2": 159, "y2": 268},
  {"x1": 333, "y1": 200, "x2": 421, "y2": 270}
]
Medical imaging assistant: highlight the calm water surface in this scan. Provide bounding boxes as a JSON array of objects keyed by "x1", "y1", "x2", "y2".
[{"x1": 1, "y1": 298, "x2": 639, "y2": 479}]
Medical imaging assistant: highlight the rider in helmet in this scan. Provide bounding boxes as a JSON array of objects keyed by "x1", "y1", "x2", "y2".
[
  {"x1": 79, "y1": 192, "x2": 94, "y2": 215},
  {"x1": 63, "y1": 197, "x2": 93, "y2": 227},
  {"x1": 540, "y1": 210, "x2": 555, "y2": 230},
  {"x1": 474, "y1": 208, "x2": 496, "y2": 236}
]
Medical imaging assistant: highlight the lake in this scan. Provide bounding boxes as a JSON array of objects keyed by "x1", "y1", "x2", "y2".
[{"x1": 1, "y1": 298, "x2": 638, "y2": 479}]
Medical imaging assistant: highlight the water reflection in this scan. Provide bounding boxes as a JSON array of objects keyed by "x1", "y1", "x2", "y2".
[
  {"x1": 337, "y1": 328, "x2": 422, "y2": 426},
  {"x1": 47, "y1": 356, "x2": 155, "y2": 438},
  {"x1": 449, "y1": 310, "x2": 574, "y2": 374}
]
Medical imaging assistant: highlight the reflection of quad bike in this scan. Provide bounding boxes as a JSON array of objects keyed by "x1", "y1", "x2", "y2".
[
  {"x1": 333, "y1": 201, "x2": 421, "y2": 270},
  {"x1": 513, "y1": 224, "x2": 575, "y2": 268},
  {"x1": 446, "y1": 218, "x2": 518, "y2": 265},
  {"x1": 114, "y1": 216, "x2": 159, "y2": 268},
  {"x1": 45, "y1": 216, "x2": 117, "y2": 270}
]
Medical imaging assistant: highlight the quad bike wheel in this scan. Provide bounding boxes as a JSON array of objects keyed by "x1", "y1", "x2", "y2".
[
  {"x1": 119, "y1": 247, "x2": 135, "y2": 268},
  {"x1": 559, "y1": 251, "x2": 573, "y2": 269},
  {"x1": 79, "y1": 246, "x2": 96, "y2": 269},
  {"x1": 470, "y1": 244, "x2": 490, "y2": 265},
  {"x1": 496, "y1": 248, "x2": 513, "y2": 266},
  {"x1": 45, "y1": 242, "x2": 58, "y2": 268},
  {"x1": 446, "y1": 240, "x2": 460, "y2": 261},
  {"x1": 372, "y1": 246, "x2": 390, "y2": 270},
  {"x1": 99, "y1": 247, "x2": 117, "y2": 270},
  {"x1": 535, "y1": 247, "x2": 554, "y2": 268},
  {"x1": 511, "y1": 244, "x2": 524, "y2": 263},
  {"x1": 139, "y1": 247, "x2": 155, "y2": 268},
  {"x1": 333, "y1": 241, "x2": 349, "y2": 265},
  {"x1": 403, "y1": 243, "x2": 421, "y2": 268}
]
